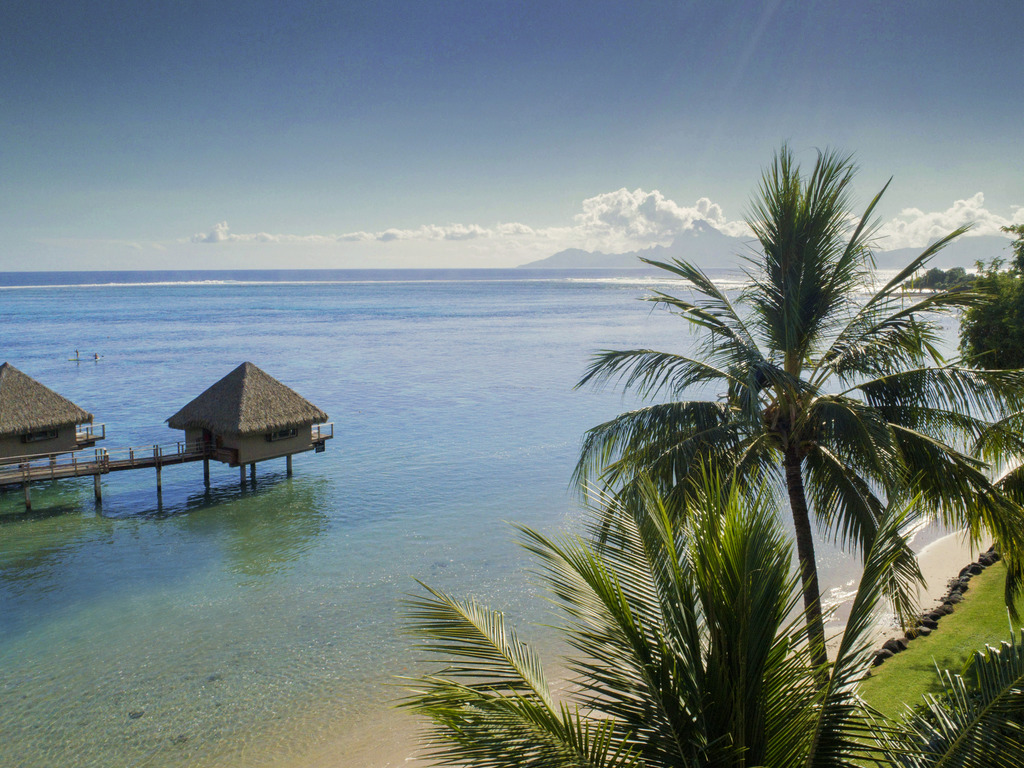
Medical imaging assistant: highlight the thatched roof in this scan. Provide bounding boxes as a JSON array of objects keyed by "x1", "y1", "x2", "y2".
[
  {"x1": 167, "y1": 362, "x2": 328, "y2": 434},
  {"x1": 0, "y1": 363, "x2": 93, "y2": 436}
]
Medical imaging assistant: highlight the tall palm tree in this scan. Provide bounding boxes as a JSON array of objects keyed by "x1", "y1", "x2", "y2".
[
  {"x1": 403, "y1": 477, "x2": 1024, "y2": 766},
  {"x1": 574, "y1": 146, "x2": 1024, "y2": 667}
]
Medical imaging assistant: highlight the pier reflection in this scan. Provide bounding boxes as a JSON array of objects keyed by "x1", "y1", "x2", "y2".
[
  {"x1": 0, "y1": 474, "x2": 330, "y2": 638},
  {"x1": 178, "y1": 476, "x2": 330, "y2": 580}
]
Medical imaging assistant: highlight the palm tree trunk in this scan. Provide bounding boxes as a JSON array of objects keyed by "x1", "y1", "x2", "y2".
[{"x1": 784, "y1": 446, "x2": 828, "y2": 670}]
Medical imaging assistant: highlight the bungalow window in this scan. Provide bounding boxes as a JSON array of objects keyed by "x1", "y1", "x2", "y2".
[
  {"x1": 266, "y1": 428, "x2": 298, "y2": 442},
  {"x1": 22, "y1": 429, "x2": 58, "y2": 443}
]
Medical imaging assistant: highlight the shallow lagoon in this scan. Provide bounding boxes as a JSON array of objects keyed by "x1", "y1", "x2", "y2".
[{"x1": 0, "y1": 270, "x2": 956, "y2": 765}]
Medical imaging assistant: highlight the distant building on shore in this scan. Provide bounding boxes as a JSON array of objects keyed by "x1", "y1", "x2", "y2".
[
  {"x1": 0, "y1": 362, "x2": 104, "y2": 463},
  {"x1": 167, "y1": 362, "x2": 330, "y2": 471}
]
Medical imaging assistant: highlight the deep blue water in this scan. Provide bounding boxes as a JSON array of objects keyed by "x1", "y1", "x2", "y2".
[
  {"x1": 0, "y1": 269, "x2": 950, "y2": 766},
  {"x1": 0, "y1": 267, "x2": 660, "y2": 288}
]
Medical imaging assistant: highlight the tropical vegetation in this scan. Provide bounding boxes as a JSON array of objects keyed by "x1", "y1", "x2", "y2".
[
  {"x1": 905, "y1": 265, "x2": 972, "y2": 291},
  {"x1": 1004, "y1": 224, "x2": 1024, "y2": 273},
  {"x1": 404, "y1": 478, "x2": 1024, "y2": 766},
  {"x1": 961, "y1": 226, "x2": 1024, "y2": 369},
  {"x1": 573, "y1": 145, "x2": 1024, "y2": 667},
  {"x1": 861, "y1": 561, "x2": 1024, "y2": 719}
]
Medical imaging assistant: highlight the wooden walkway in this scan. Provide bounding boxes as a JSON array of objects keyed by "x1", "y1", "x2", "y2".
[
  {"x1": 0, "y1": 424, "x2": 333, "y2": 508},
  {"x1": 0, "y1": 440, "x2": 216, "y2": 487}
]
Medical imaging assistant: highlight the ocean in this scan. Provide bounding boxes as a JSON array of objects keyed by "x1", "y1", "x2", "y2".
[{"x1": 0, "y1": 269, "x2": 957, "y2": 766}]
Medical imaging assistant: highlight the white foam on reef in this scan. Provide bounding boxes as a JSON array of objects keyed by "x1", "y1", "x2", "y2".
[
  {"x1": 0, "y1": 276, "x2": 744, "y2": 290},
  {"x1": 0, "y1": 267, "x2": 909, "y2": 293},
  {"x1": 0, "y1": 279, "x2": 239, "y2": 290}
]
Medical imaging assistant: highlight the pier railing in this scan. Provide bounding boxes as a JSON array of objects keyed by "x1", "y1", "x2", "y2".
[
  {"x1": 0, "y1": 439, "x2": 212, "y2": 486},
  {"x1": 0, "y1": 447, "x2": 110, "y2": 484},
  {"x1": 104, "y1": 439, "x2": 208, "y2": 468},
  {"x1": 76, "y1": 423, "x2": 106, "y2": 442},
  {"x1": 2, "y1": 426, "x2": 335, "y2": 489}
]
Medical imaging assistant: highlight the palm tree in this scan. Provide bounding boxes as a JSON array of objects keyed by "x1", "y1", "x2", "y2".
[
  {"x1": 574, "y1": 145, "x2": 1024, "y2": 667},
  {"x1": 403, "y1": 477, "x2": 1024, "y2": 767}
]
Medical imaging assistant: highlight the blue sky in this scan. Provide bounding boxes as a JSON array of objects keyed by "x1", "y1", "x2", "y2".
[{"x1": 2, "y1": 0, "x2": 1022, "y2": 269}]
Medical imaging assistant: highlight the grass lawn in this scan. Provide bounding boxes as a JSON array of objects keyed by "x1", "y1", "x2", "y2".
[{"x1": 859, "y1": 562, "x2": 1024, "y2": 719}]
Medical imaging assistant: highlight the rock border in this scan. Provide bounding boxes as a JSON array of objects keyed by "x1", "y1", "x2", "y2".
[{"x1": 870, "y1": 545, "x2": 1000, "y2": 668}]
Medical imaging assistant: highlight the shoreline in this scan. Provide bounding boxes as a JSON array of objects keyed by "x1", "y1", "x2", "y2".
[
  {"x1": 916, "y1": 529, "x2": 984, "y2": 607},
  {"x1": 308, "y1": 530, "x2": 986, "y2": 768},
  {"x1": 869, "y1": 529, "x2": 984, "y2": 647}
]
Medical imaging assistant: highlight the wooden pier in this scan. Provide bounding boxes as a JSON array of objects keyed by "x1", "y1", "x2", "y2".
[{"x1": 0, "y1": 424, "x2": 333, "y2": 509}]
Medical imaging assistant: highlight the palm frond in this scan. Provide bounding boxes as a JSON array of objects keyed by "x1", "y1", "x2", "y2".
[
  {"x1": 573, "y1": 401, "x2": 740, "y2": 492},
  {"x1": 743, "y1": 146, "x2": 871, "y2": 370},
  {"x1": 974, "y1": 409, "x2": 1024, "y2": 466},
  {"x1": 802, "y1": 499, "x2": 924, "y2": 767},
  {"x1": 684, "y1": 476, "x2": 804, "y2": 765},
  {"x1": 891, "y1": 631, "x2": 1024, "y2": 767},
  {"x1": 576, "y1": 349, "x2": 739, "y2": 399},
  {"x1": 641, "y1": 257, "x2": 761, "y2": 358},
  {"x1": 815, "y1": 227, "x2": 975, "y2": 381},
  {"x1": 402, "y1": 586, "x2": 648, "y2": 768},
  {"x1": 408, "y1": 687, "x2": 643, "y2": 768},
  {"x1": 803, "y1": 395, "x2": 899, "y2": 487},
  {"x1": 404, "y1": 584, "x2": 555, "y2": 705},
  {"x1": 804, "y1": 445, "x2": 885, "y2": 555},
  {"x1": 854, "y1": 367, "x2": 1024, "y2": 425}
]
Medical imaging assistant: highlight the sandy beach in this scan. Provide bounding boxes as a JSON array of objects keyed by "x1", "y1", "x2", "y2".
[
  {"x1": 870, "y1": 530, "x2": 985, "y2": 647},
  {"x1": 301, "y1": 530, "x2": 987, "y2": 768}
]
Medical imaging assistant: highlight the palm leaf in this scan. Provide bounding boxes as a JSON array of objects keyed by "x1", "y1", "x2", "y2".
[
  {"x1": 577, "y1": 349, "x2": 739, "y2": 399},
  {"x1": 800, "y1": 499, "x2": 923, "y2": 768},
  {"x1": 891, "y1": 631, "x2": 1024, "y2": 767}
]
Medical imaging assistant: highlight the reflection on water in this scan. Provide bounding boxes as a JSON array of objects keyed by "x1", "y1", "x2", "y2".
[
  {"x1": 0, "y1": 476, "x2": 338, "y2": 768},
  {"x1": 180, "y1": 478, "x2": 331, "y2": 581},
  {"x1": 0, "y1": 274, "x2": 960, "y2": 767},
  {"x1": 1, "y1": 476, "x2": 329, "y2": 624}
]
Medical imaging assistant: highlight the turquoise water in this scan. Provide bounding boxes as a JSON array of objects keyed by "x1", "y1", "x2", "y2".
[{"x1": 0, "y1": 271, "x2": 955, "y2": 766}]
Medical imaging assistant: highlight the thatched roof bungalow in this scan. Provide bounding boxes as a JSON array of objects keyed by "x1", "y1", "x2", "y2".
[
  {"x1": 0, "y1": 362, "x2": 101, "y2": 462},
  {"x1": 167, "y1": 362, "x2": 329, "y2": 467}
]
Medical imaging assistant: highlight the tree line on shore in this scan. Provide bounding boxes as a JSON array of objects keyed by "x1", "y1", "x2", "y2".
[
  {"x1": 906, "y1": 225, "x2": 1024, "y2": 370},
  {"x1": 403, "y1": 147, "x2": 1024, "y2": 766}
]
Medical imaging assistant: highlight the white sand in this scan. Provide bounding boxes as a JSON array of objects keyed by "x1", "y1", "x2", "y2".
[
  {"x1": 306, "y1": 531, "x2": 986, "y2": 767},
  {"x1": 917, "y1": 531, "x2": 986, "y2": 607},
  {"x1": 870, "y1": 529, "x2": 985, "y2": 646},
  {"x1": 269, "y1": 706, "x2": 424, "y2": 768}
]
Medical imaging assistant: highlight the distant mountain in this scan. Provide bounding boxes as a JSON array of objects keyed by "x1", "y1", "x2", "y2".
[
  {"x1": 521, "y1": 220, "x2": 749, "y2": 270},
  {"x1": 521, "y1": 223, "x2": 1013, "y2": 273},
  {"x1": 872, "y1": 235, "x2": 1013, "y2": 270}
]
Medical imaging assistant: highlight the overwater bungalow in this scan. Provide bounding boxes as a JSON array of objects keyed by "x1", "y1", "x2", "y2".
[
  {"x1": 167, "y1": 362, "x2": 331, "y2": 481},
  {"x1": 0, "y1": 362, "x2": 104, "y2": 463}
]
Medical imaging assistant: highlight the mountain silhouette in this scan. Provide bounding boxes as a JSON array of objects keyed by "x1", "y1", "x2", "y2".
[{"x1": 520, "y1": 222, "x2": 1012, "y2": 272}]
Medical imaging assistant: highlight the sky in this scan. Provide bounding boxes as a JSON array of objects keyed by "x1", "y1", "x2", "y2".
[{"x1": 2, "y1": 0, "x2": 1022, "y2": 270}]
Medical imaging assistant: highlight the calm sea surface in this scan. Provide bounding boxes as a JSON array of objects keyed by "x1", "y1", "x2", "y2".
[{"x1": 0, "y1": 269, "x2": 957, "y2": 766}]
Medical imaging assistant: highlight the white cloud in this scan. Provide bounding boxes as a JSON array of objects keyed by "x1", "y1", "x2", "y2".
[
  {"x1": 187, "y1": 190, "x2": 749, "y2": 258},
  {"x1": 191, "y1": 221, "x2": 500, "y2": 245},
  {"x1": 191, "y1": 221, "x2": 230, "y2": 243},
  {"x1": 187, "y1": 189, "x2": 1021, "y2": 265},
  {"x1": 496, "y1": 222, "x2": 537, "y2": 236},
  {"x1": 570, "y1": 189, "x2": 751, "y2": 248},
  {"x1": 190, "y1": 221, "x2": 337, "y2": 245},
  {"x1": 877, "y1": 193, "x2": 1020, "y2": 249}
]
